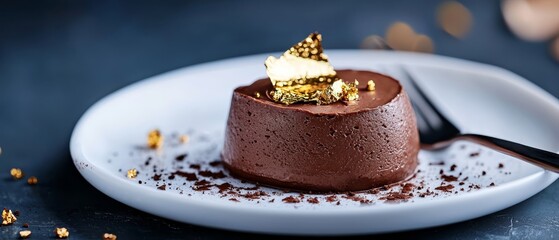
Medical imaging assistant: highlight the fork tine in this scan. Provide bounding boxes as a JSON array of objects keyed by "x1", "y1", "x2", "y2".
[
  {"x1": 399, "y1": 67, "x2": 456, "y2": 130},
  {"x1": 409, "y1": 96, "x2": 432, "y2": 135}
]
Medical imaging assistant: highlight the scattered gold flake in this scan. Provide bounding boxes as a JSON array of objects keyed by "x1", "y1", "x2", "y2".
[
  {"x1": 54, "y1": 227, "x2": 69, "y2": 239},
  {"x1": 367, "y1": 80, "x2": 376, "y2": 91},
  {"x1": 254, "y1": 92, "x2": 261, "y2": 98},
  {"x1": 413, "y1": 34, "x2": 434, "y2": 53},
  {"x1": 360, "y1": 35, "x2": 390, "y2": 50},
  {"x1": 385, "y1": 22, "x2": 416, "y2": 51},
  {"x1": 103, "y1": 233, "x2": 117, "y2": 240},
  {"x1": 437, "y1": 1, "x2": 472, "y2": 38},
  {"x1": 19, "y1": 230, "x2": 31, "y2": 239},
  {"x1": 147, "y1": 129, "x2": 163, "y2": 149},
  {"x1": 1, "y1": 208, "x2": 17, "y2": 225},
  {"x1": 179, "y1": 135, "x2": 189, "y2": 144},
  {"x1": 265, "y1": 33, "x2": 359, "y2": 105},
  {"x1": 127, "y1": 168, "x2": 138, "y2": 179},
  {"x1": 27, "y1": 176, "x2": 38, "y2": 185},
  {"x1": 342, "y1": 80, "x2": 360, "y2": 101},
  {"x1": 10, "y1": 168, "x2": 23, "y2": 180}
]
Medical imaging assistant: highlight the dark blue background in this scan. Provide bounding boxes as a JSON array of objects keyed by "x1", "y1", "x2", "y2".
[{"x1": 1, "y1": 0, "x2": 558, "y2": 239}]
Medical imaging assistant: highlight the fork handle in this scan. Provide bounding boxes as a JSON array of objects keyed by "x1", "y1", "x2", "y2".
[{"x1": 428, "y1": 134, "x2": 559, "y2": 173}]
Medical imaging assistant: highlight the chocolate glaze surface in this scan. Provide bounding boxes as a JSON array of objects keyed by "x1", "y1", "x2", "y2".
[{"x1": 222, "y1": 70, "x2": 419, "y2": 192}]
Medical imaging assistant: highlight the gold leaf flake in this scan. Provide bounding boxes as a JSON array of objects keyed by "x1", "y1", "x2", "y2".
[
  {"x1": 127, "y1": 169, "x2": 138, "y2": 179},
  {"x1": 147, "y1": 129, "x2": 163, "y2": 149},
  {"x1": 367, "y1": 80, "x2": 376, "y2": 91},
  {"x1": 1, "y1": 208, "x2": 17, "y2": 225},
  {"x1": 55, "y1": 227, "x2": 69, "y2": 239},
  {"x1": 19, "y1": 230, "x2": 32, "y2": 239},
  {"x1": 264, "y1": 33, "x2": 359, "y2": 105}
]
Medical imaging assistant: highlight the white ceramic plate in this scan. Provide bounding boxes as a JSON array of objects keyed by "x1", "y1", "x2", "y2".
[{"x1": 70, "y1": 50, "x2": 559, "y2": 235}]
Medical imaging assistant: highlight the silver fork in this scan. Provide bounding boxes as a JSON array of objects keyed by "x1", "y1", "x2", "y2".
[{"x1": 393, "y1": 66, "x2": 559, "y2": 172}]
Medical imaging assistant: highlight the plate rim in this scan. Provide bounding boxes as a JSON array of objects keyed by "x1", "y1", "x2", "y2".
[{"x1": 69, "y1": 50, "x2": 559, "y2": 231}]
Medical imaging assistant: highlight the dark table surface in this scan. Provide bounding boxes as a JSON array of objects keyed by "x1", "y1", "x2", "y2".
[{"x1": 1, "y1": 0, "x2": 558, "y2": 239}]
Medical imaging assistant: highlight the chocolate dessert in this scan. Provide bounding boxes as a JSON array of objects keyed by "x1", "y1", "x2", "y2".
[{"x1": 222, "y1": 33, "x2": 419, "y2": 192}]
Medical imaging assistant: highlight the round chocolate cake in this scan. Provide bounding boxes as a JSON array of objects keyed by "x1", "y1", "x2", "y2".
[{"x1": 222, "y1": 70, "x2": 419, "y2": 192}]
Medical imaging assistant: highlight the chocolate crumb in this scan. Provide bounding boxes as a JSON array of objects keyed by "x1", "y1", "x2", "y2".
[
  {"x1": 157, "y1": 185, "x2": 166, "y2": 191},
  {"x1": 401, "y1": 183, "x2": 416, "y2": 193},
  {"x1": 173, "y1": 171, "x2": 198, "y2": 181},
  {"x1": 435, "y1": 184, "x2": 454, "y2": 192},
  {"x1": 439, "y1": 169, "x2": 444, "y2": 174},
  {"x1": 380, "y1": 192, "x2": 412, "y2": 202},
  {"x1": 217, "y1": 183, "x2": 232, "y2": 193},
  {"x1": 307, "y1": 197, "x2": 319, "y2": 204},
  {"x1": 229, "y1": 198, "x2": 239, "y2": 202},
  {"x1": 498, "y1": 163, "x2": 504, "y2": 169},
  {"x1": 189, "y1": 164, "x2": 201, "y2": 170},
  {"x1": 209, "y1": 161, "x2": 222, "y2": 167},
  {"x1": 175, "y1": 154, "x2": 188, "y2": 161},
  {"x1": 489, "y1": 182, "x2": 495, "y2": 187},
  {"x1": 441, "y1": 175, "x2": 458, "y2": 182},
  {"x1": 336, "y1": 201, "x2": 340, "y2": 205},
  {"x1": 459, "y1": 181, "x2": 465, "y2": 185},
  {"x1": 144, "y1": 157, "x2": 152, "y2": 166},
  {"x1": 241, "y1": 191, "x2": 268, "y2": 200},
  {"x1": 269, "y1": 199, "x2": 275, "y2": 203},
  {"x1": 194, "y1": 180, "x2": 211, "y2": 186},
  {"x1": 152, "y1": 174, "x2": 161, "y2": 181},
  {"x1": 429, "y1": 161, "x2": 445, "y2": 166},
  {"x1": 482, "y1": 171, "x2": 487, "y2": 176},
  {"x1": 450, "y1": 164, "x2": 457, "y2": 171},
  {"x1": 469, "y1": 152, "x2": 480, "y2": 157},
  {"x1": 282, "y1": 196, "x2": 300, "y2": 203},
  {"x1": 344, "y1": 194, "x2": 371, "y2": 203},
  {"x1": 325, "y1": 195, "x2": 338, "y2": 202},
  {"x1": 198, "y1": 170, "x2": 226, "y2": 179},
  {"x1": 368, "y1": 188, "x2": 380, "y2": 194}
]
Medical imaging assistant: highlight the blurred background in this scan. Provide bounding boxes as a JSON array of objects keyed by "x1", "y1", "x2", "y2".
[{"x1": 1, "y1": 0, "x2": 558, "y2": 239}]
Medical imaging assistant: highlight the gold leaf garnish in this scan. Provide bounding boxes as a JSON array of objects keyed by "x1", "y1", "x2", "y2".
[
  {"x1": 265, "y1": 33, "x2": 359, "y2": 105},
  {"x1": 10, "y1": 168, "x2": 23, "y2": 180},
  {"x1": 254, "y1": 92, "x2": 261, "y2": 98},
  {"x1": 147, "y1": 129, "x2": 163, "y2": 149},
  {"x1": 55, "y1": 227, "x2": 69, "y2": 239},
  {"x1": 127, "y1": 169, "x2": 138, "y2": 179},
  {"x1": 19, "y1": 230, "x2": 32, "y2": 239},
  {"x1": 367, "y1": 80, "x2": 376, "y2": 91},
  {"x1": 1, "y1": 208, "x2": 17, "y2": 225}
]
